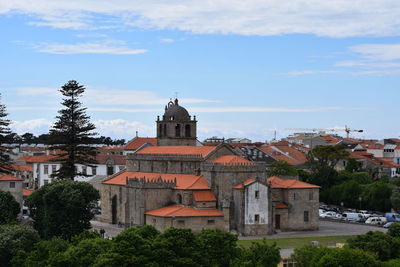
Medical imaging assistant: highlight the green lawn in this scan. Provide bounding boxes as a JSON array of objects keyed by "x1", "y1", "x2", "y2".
[{"x1": 238, "y1": 235, "x2": 353, "y2": 249}]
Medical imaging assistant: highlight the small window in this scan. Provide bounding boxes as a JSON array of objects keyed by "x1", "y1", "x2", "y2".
[
  {"x1": 304, "y1": 211, "x2": 309, "y2": 222},
  {"x1": 152, "y1": 219, "x2": 156, "y2": 224},
  {"x1": 52, "y1": 165, "x2": 56, "y2": 173},
  {"x1": 82, "y1": 166, "x2": 87, "y2": 175},
  {"x1": 9, "y1": 182, "x2": 15, "y2": 188},
  {"x1": 177, "y1": 220, "x2": 185, "y2": 226},
  {"x1": 92, "y1": 166, "x2": 97, "y2": 175},
  {"x1": 207, "y1": 220, "x2": 215, "y2": 225},
  {"x1": 44, "y1": 179, "x2": 49, "y2": 185},
  {"x1": 254, "y1": 214, "x2": 260, "y2": 224},
  {"x1": 255, "y1": 190, "x2": 259, "y2": 199},
  {"x1": 309, "y1": 192, "x2": 313, "y2": 200},
  {"x1": 292, "y1": 193, "x2": 296, "y2": 200},
  {"x1": 43, "y1": 165, "x2": 48, "y2": 174}
]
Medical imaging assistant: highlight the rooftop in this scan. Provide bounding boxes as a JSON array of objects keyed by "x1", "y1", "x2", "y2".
[
  {"x1": 145, "y1": 205, "x2": 223, "y2": 217},
  {"x1": 0, "y1": 174, "x2": 24, "y2": 181},
  {"x1": 136, "y1": 146, "x2": 215, "y2": 157}
]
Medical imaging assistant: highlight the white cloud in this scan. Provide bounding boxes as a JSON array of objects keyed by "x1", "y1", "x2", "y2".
[
  {"x1": 2, "y1": 1, "x2": 400, "y2": 37},
  {"x1": 11, "y1": 119, "x2": 52, "y2": 135},
  {"x1": 160, "y1": 38, "x2": 174, "y2": 43},
  {"x1": 349, "y1": 44, "x2": 400, "y2": 61},
  {"x1": 32, "y1": 40, "x2": 148, "y2": 55}
]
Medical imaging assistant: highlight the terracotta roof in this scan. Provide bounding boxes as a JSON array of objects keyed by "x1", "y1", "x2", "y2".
[
  {"x1": 260, "y1": 145, "x2": 306, "y2": 166},
  {"x1": 23, "y1": 188, "x2": 34, "y2": 196},
  {"x1": 136, "y1": 146, "x2": 215, "y2": 157},
  {"x1": 379, "y1": 158, "x2": 400, "y2": 167},
  {"x1": 0, "y1": 174, "x2": 24, "y2": 181},
  {"x1": 233, "y1": 178, "x2": 256, "y2": 189},
  {"x1": 103, "y1": 171, "x2": 210, "y2": 190},
  {"x1": 95, "y1": 155, "x2": 126, "y2": 165},
  {"x1": 145, "y1": 205, "x2": 223, "y2": 217},
  {"x1": 212, "y1": 155, "x2": 254, "y2": 165},
  {"x1": 321, "y1": 135, "x2": 340, "y2": 144},
  {"x1": 193, "y1": 190, "x2": 217, "y2": 202},
  {"x1": 362, "y1": 143, "x2": 384, "y2": 149},
  {"x1": 275, "y1": 202, "x2": 289, "y2": 209},
  {"x1": 268, "y1": 176, "x2": 320, "y2": 189},
  {"x1": 16, "y1": 154, "x2": 60, "y2": 163},
  {"x1": 350, "y1": 151, "x2": 374, "y2": 159},
  {"x1": 124, "y1": 137, "x2": 157, "y2": 150},
  {"x1": 11, "y1": 164, "x2": 33, "y2": 172}
]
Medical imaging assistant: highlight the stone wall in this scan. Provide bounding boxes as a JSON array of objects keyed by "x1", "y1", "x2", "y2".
[
  {"x1": 145, "y1": 215, "x2": 226, "y2": 233},
  {"x1": 285, "y1": 188, "x2": 319, "y2": 230},
  {"x1": 0, "y1": 180, "x2": 23, "y2": 207}
]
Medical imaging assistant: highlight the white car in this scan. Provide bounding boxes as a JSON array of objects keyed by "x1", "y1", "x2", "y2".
[
  {"x1": 320, "y1": 211, "x2": 339, "y2": 219},
  {"x1": 365, "y1": 216, "x2": 386, "y2": 225}
]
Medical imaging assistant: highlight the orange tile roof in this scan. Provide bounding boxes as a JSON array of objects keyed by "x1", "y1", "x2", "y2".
[
  {"x1": 268, "y1": 176, "x2": 320, "y2": 189},
  {"x1": 212, "y1": 155, "x2": 254, "y2": 165},
  {"x1": 124, "y1": 137, "x2": 157, "y2": 150},
  {"x1": 11, "y1": 164, "x2": 33, "y2": 172},
  {"x1": 145, "y1": 205, "x2": 223, "y2": 217},
  {"x1": 193, "y1": 190, "x2": 217, "y2": 202},
  {"x1": 321, "y1": 135, "x2": 340, "y2": 144},
  {"x1": 0, "y1": 174, "x2": 24, "y2": 181},
  {"x1": 260, "y1": 145, "x2": 306, "y2": 166},
  {"x1": 379, "y1": 158, "x2": 400, "y2": 167},
  {"x1": 233, "y1": 178, "x2": 256, "y2": 189},
  {"x1": 23, "y1": 188, "x2": 34, "y2": 196},
  {"x1": 103, "y1": 171, "x2": 210, "y2": 190},
  {"x1": 275, "y1": 202, "x2": 289, "y2": 209},
  {"x1": 136, "y1": 146, "x2": 215, "y2": 157},
  {"x1": 16, "y1": 154, "x2": 60, "y2": 163}
]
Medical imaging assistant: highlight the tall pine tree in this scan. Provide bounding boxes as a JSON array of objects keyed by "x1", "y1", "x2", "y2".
[
  {"x1": 0, "y1": 94, "x2": 13, "y2": 174},
  {"x1": 49, "y1": 81, "x2": 97, "y2": 180}
]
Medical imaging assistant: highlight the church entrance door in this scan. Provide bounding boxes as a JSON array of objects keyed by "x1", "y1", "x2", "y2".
[{"x1": 112, "y1": 195, "x2": 117, "y2": 224}]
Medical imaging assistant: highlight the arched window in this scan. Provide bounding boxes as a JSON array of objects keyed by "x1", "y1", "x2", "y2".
[
  {"x1": 175, "y1": 124, "x2": 181, "y2": 137},
  {"x1": 185, "y1": 124, "x2": 191, "y2": 137},
  {"x1": 177, "y1": 194, "x2": 183, "y2": 204}
]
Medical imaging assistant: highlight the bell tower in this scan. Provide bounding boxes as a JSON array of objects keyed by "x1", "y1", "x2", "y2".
[{"x1": 156, "y1": 99, "x2": 197, "y2": 146}]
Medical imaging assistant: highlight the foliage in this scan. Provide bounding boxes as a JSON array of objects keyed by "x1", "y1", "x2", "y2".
[
  {"x1": 267, "y1": 160, "x2": 298, "y2": 177},
  {"x1": 48, "y1": 80, "x2": 98, "y2": 180},
  {"x1": 307, "y1": 144, "x2": 349, "y2": 171},
  {"x1": 391, "y1": 187, "x2": 400, "y2": 212},
  {"x1": 293, "y1": 245, "x2": 330, "y2": 267},
  {"x1": 0, "y1": 224, "x2": 40, "y2": 267},
  {"x1": 26, "y1": 180, "x2": 100, "y2": 240},
  {"x1": 361, "y1": 182, "x2": 393, "y2": 212},
  {"x1": 314, "y1": 247, "x2": 380, "y2": 267},
  {"x1": 0, "y1": 190, "x2": 20, "y2": 224},
  {"x1": 0, "y1": 94, "x2": 13, "y2": 173},
  {"x1": 197, "y1": 229, "x2": 239, "y2": 267},
  {"x1": 347, "y1": 231, "x2": 400, "y2": 261},
  {"x1": 381, "y1": 259, "x2": 400, "y2": 267},
  {"x1": 345, "y1": 158, "x2": 361, "y2": 173},
  {"x1": 232, "y1": 240, "x2": 280, "y2": 267},
  {"x1": 388, "y1": 223, "x2": 400, "y2": 238}
]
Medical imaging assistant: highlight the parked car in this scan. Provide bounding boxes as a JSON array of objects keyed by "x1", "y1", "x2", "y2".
[
  {"x1": 384, "y1": 222, "x2": 395, "y2": 228},
  {"x1": 385, "y1": 213, "x2": 400, "y2": 222},
  {"x1": 342, "y1": 212, "x2": 364, "y2": 222},
  {"x1": 320, "y1": 211, "x2": 340, "y2": 219},
  {"x1": 365, "y1": 217, "x2": 385, "y2": 225}
]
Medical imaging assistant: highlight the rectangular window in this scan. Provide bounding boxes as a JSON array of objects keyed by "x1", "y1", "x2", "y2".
[
  {"x1": 207, "y1": 220, "x2": 215, "y2": 225},
  {"x1": 52, "y1": 165, "x2": 56, "y2": 173},
  {"x1": 177, "y1": 220, "x2": 185, "y2": 226},
  {"x1": 92, "y1": 166, "x2": 97, "y2": 175},
  {"x1": 44, "y1": 179, "x2": 49, "y2": 185},
  {"x1": 82, "y1": 166, "x2": 87, "y2": 175},
  {"x1": 119, "y1": 165, "x2": 124, "y2": 172},
  {"x1": 255, "y1": 190, "x2": 259, "y2": 199},
  {"x1": 9, "y1": 182, "x2": 15, "y2": 188},
  {"x1": 107, "y1": 166, "x2": 114, "y2": 176},
  {"x1": 309, "y1": 192, "x2": 313, "y2": 200},
  {"x1": 292, "y1": 193, "x2": 296, "y2": 200},
  {"x1": 43, "y1": 165, "x2": 48, "y2": 174},
  {"x1": 152, "y1": 219, "x2": 156, "y2": 224},
  {"x1": 254, "y1": 214, "x2": 260, "y2": 224},
  {"x1": 304, "y1": 211, "x2": 309, "y2": 222}
]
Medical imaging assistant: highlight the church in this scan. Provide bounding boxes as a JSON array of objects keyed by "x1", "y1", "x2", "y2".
[{"x1": 100, "y1": 99, "x2": 319, "y2": 236}]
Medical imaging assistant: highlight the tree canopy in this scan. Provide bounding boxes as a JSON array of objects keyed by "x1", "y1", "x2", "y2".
[
  {"x1": 0, "y1": 190, "x2": 20, "y2": 224},
  {"x1": 48, "y1": 80, "x2": 98, "y2": 180},
  {"x1": 0, "y1": 94, "x2": 13, "y2": 173},
  {"x1": 26, "y1": 180, "x2": 100, "y2": 240},
  {"x1": 267, "y1": 160, "x2": 298, "y2": 177}
]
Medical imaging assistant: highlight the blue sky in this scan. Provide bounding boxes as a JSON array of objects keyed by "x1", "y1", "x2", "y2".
[{"x1": 1, "y1": 1, "x2": 399, "y2": 142}]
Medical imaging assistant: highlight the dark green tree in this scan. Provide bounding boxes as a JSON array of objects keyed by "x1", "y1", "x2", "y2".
[
  {"x1": 361, "y1": 182, "x2": 393, "y2": 212},
  {"x1": 49, "y1": 80, "x2": 97, "y2": 180},
  {"x1": 345, "y1": 158, "x2": 361, "y2": 173},
  {"x1": 391, "y1": 187, "x2": 400, "y2": 212},
  {"x1": 307, "y1": 144, "x2": 350, "y2": 171},
  {"x1": 0, "y1": 190, "x2": 20, "y2": 224},
  {"x1": 197, "y1": 229, "x2": 239, "y2": 267},
  {"x1": 293, "y1": 245, "x2": 330, "y2": 267},
  {"x1": 348, "y1": 231, "x2": 400, "y2": 261},
  {"x1": 21, "y1": 132, "x2": 34, "y2": 144},
  {"x1": 232, "y1": 240, "x2": 280, "y2": 267},
  {"x1": 0, "y1": 94, "x2": 13, "y2": 173},
  {"x1": 267, "y1": 160, "x2": 298, "y2": 177},
  {"x1": 26, "y1": 180, "x2": 100, "y2": 239},
  {"x1": 314, "y1": 247, "x2": 380, "y2": 267},
  {"x1": 388, "y1": 223, "x2": 400, "y2": 238},
  {"x1": 0, "y1": 224, "x2": 40, "y2": 267}
]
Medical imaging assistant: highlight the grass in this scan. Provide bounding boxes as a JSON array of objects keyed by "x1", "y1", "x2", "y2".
[{"x1": 238, "y1": 235, "x2": 354, "y2": 249}]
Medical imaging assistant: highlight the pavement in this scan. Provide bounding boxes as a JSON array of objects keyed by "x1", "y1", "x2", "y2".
[{"x1": 91, "y1": 219, "x2": 387, "y2": 240}]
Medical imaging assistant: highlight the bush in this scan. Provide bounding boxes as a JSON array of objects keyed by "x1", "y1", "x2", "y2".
[{"x1": 0, "y1": 190, "x2": 20, "y2": 224}]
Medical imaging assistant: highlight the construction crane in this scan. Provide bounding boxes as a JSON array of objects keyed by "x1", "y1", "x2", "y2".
[{"x1": 285, "y1": 125, "x2": 364, "y2": 138}]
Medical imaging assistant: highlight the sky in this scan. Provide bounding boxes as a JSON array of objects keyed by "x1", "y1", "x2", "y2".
[{"x1": 0, "y1": 0, "x2": 399, "y2": 142}]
